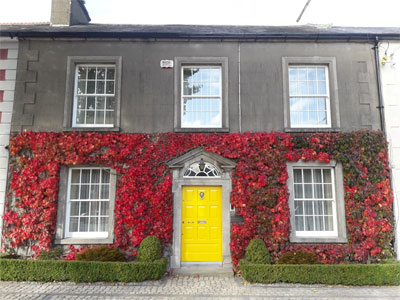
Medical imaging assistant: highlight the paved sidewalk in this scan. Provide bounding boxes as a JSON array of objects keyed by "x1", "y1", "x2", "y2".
[{"x1": 0, "y1": 275, "x2": 399, "y2": 300}]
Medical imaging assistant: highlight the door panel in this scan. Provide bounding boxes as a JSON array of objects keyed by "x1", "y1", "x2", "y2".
[{"x1": 181, "y1": 186, "x2": 222, "y2": 262}]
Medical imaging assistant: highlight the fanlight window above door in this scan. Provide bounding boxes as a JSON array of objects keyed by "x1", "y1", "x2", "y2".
[{"x1": 184, "y1": 161, "x2": 221, "y2": 177}]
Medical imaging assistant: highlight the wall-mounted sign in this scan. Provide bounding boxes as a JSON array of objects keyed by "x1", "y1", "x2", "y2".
[{"x1": 160, "y1": 60, "x2": 174, "y2": 69}]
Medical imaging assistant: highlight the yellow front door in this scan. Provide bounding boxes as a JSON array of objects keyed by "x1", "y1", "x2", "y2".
[{"x1": 181, "y1": 186, "x2": 222, "y2": 262}]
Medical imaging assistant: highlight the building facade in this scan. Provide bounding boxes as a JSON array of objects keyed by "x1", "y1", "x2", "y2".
[{"x1": 0, "y1": 0, "x2": 398, "y2": 269}]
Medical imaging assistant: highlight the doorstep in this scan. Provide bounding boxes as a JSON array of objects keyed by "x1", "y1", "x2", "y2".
[{"x1": 172, "y1": 262, "x2": 233, "y2": 276}]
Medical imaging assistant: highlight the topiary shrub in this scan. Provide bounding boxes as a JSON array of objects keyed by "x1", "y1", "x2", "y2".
[
  {"x1": 76, "y1": 246, "x2": 126, "y2": 262},
  {"x1": 38, "y1": 247, "x2": 63, "y2": 260},
  {"x1": 276, "y1": 251, "x2": 322, "y2": 264},
  {"x1": 245, "y1": 238, "x2": 271, "y2": 264},
  {"x1": 137, "y1": 236, "x2": 162, "y2": 262}
]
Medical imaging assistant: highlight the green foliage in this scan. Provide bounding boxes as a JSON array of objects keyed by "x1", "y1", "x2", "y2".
[
  {"x1": 240, "y1": 259, "x2": 400, "y2": 286},
  {"x1": 76, "y1": 246, "x2": 126, "y2": 262},
  {"x1": 276, "y1": 251, "x2": 322, "y2": 264},
  {"x1": 137, "y1": 236, "x2": 162, "y2": 262},
  {"x1": 37, "y1": 247, "x2": 63, "y2": 260},
  {"x1": 0, "y1": 258, "x2": 167, "y2": 282},
  {"x1": 0, "y1": 252, "x2": 20, "y2": 259},
  {"x1": 245, "y1": 238, "x2": 271, "y2": 264}
]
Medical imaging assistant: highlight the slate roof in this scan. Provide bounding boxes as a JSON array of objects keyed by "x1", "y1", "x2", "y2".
[{"x1": 1, "y1": 24, "x2": 400, "y2": 40}]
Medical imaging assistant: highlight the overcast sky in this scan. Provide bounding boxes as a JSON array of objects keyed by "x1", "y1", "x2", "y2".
[{"x1": 1, "y1": 0, "x2": 400, "y2": 27}]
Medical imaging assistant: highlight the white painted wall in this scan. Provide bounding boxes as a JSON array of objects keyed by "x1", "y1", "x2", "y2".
[
  {"x1": 379, "y1": 41, "x2": 400, "y2": 260},
  {"x1": 0, "y1": 37, "x2": 18, "y2": 248}
]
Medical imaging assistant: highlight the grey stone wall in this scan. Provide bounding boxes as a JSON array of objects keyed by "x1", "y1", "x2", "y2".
[{"x1": 11, "y1": 39, "x2": 381, "y2": 133}]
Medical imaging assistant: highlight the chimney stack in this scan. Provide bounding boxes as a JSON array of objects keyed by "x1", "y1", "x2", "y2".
[{"x1": 50, "y1": 0, "x2": 91, "y2": 26}]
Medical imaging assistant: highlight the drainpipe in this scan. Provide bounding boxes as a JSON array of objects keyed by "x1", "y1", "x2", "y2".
[
  {"x1": 374, "y1": 36, "x2": 386, "y2": 135},
  {"x1": 238, "y1": 42, "x2": 242, "y2": 133}
]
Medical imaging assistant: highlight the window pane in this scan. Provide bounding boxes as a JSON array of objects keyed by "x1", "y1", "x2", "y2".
[
  {"x1": 90, "y1": 201, "x2": 100, "y2": 216},
  {"x1": 80, "y1": 185, "x2": 89, "y2": 199},
  {"x1": 106, "y1": 97, "x2": 115, "y2": 109},
  {"x1": 305, "y1": 216, "x2": 314, "y2": 231},
  {"x1": 317, "y1": 67, "x2": 326, "y2": 80},
  {"x1": 323, "y1": 169, "x2": 332, "y2": 183},
  {"x1": 81, "y1": 170, "x2": 90, "y2": 183},
  {"x1": 95, "y1": 111, "x2": 104, "y2": 124},
  {"x1": 89, "y1": 217, "x2": 99, "y2": 232},
  {"x1": 96, "y1": 96, "x2": 105, "y2": 109},
  {"x1": 314, "y1": 200, "x2": 323, "y2": 215},
  {"x1": 106, "y1": 81, "x2": 114, "y2": 94},
  {"x1": 324, "y1": 184, "x2": 333, "y2": 199},
  {"x1": 69, "y1": 217, "x2": 79, "y2": 232},
  {"x1": 96, "y1": 68, "x2": 105, "y2": 80},
  {"x1": 298, "y1": 69, "x2": 307, "y2": 80},
  {"x1": 323, "y1": 200, "x2": 333, "y2": 215},
  {"x1": 96, "y1": 81, "x2": 105, "y2": 94},
  {"x1": 318, "y1": 81, "x2": 327, "y2": 95},
  {"x1": 71, "y1": 170, "x2": 80, "y2": 183},
  {"x1": 105, "y1": 111, "x2": 113, "y2": 124},
  {"x1": 102, "y1": 170, "x2": 110, "y2": 183},
  {"x1": 79, "y1": 217, "x2": 89, "y2": 232},
  {"x1": 315, "y1": 216, "x2": 324, "y2": 231},
  {"x1": 90, "y1": 184, "x2": 100, "y2": 199},
  {"x1": 289, "y1": 68, "x2": 297, "y2": 80},
  {"x1": 303, "y1": 169, "x2": 312, "y2": 183},
  {"x1": 307, "y1": 68, "x2": 316, "y2": 80},
  {"x1": 77, "y1": 80, "x2": 86, "y2": 94},
  {"x1": 100, "y1": 201, "x2": 109, "y2": 215},
  {"x1": 75, "y1": 110, "x2": 85, "y2": 125},
  {"x1": 325, "y1": 216, "x2": 334, "y2": 231},
  {"x1": 70, "y1": 185, "x2": 79, "y2": 200},
  {"x1": 293, "y1": 169, "x2": 302, "y2": 183},
  {"x1": 86, "y1": 111, "x2": 95, "y2": 124},
  {"x1": 308, "y1": 81, "x2": 317, "y2": 95},
  {"x1": 210, "y1": 69, "x2": 220, "y2": 81},
  {"x1": 87, "y1": 97, "x2": 95, "y2": 110},
  {"x1": 80, "y1": 201, "x2": 89, "y2": 216},
  {"x1": 77, "y1": 67, "x2": 87, "y2": 79},
  {"x1": 106, "y1": 68, "x2": 115, "y2": 80},
  {"x1": 313, "y1": 169, "x2": 322, "y2": 183},
  {"x1": 295, "y1": 216, "x2": 304, "y2": 231},
  {"x1": 87, "y1": 68, "x2": 96, "y2": 79},
  {"x1": 70, "y1": 202, "x2": 79, "y2": 216},
  {"x1": 87, "y1": 81, "x2": 95, "y2": 94},
  {"x1": 304, "y1": 184, "x2": 312, "y2": 198},
  {"x1": 318, "y1": 111, "x2": 327, "y2": 125},
  {"x1": 77, "y1": 96, "x2": 86, "y2": 110},
  {"x1": 294, "y1": 200, "x2": 303, "y2": 215},
  {"x1": 294, "y1": 184, "x2": 303, "y2": 199},
  {"x1": 100, "y1": 217, "x2": 109, "y2": 232},
  {"x1": 101, "y1": 185, "x2": 109, "y2": 199},
  {"x1": 314, "y1": 184, "x2": 323, "y2": 198},
  {"x1": 304, "y1": 201, "x2": 313, "y2": 215}
]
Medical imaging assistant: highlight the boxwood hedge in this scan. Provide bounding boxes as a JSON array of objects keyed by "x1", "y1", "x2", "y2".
[
  {"x1": 240, "y1": 259, "x2": 400, "y2": 286},
  {"x1": 0, "y1": 258, "x2": 167, "y2": 282}
]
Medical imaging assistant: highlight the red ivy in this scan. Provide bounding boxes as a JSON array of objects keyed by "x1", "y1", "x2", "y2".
[{"x1": 1, "y1": 131, "x2": 394, "y2": 265}]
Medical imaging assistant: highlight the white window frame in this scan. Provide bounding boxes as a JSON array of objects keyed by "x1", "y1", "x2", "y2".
[
  {"x1": 72, "y1": 64, "x2": 116, "y2": 128},
  {"x1": 181, "y1": 66, "x2": 223, "y2": 128},
  {"x1": 288, "y1": 65, "x2": 332, "y2": 129},
  {"x1": 65, "y1": 167, "x2": 111, "y2": 239},
  {"x1": 292, "y1": 167, "x2": 338, "y2": 238},
  {"x1": 286, "y1": 160, "x2": 347, "y2": 243}
]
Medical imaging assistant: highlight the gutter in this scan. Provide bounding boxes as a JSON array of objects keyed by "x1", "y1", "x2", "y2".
[
  {"x1": 374, "y1": 36, "x2": 386, "y2": 134},
  {"x1": 3, "y1": 30, "x2": 400, "y2": 41}
]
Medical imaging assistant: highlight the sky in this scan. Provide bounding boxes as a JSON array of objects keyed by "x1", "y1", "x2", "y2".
[{"x1": 1, "y1": 0, "x2": 400, "y2": 27}]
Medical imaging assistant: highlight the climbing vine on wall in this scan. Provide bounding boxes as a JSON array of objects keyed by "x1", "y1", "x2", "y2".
[{"x1": 1, "y1": 131, "x2": 394, "y2": 265}]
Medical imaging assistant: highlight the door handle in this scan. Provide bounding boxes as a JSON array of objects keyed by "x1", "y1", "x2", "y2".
[{"x1": 198, "y1": 220, "x2": 207, "y2": 224}]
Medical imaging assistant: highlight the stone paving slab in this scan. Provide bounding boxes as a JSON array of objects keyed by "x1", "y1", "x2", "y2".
[{"x1": 0, "y1": 275, "x2": 399, "y2": 300}]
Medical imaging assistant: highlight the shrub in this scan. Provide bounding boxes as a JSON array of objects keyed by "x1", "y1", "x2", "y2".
[
  {"x1": 276, "y1": 251, "x2": 322, "y2": 264},
  {"x1": 0, "y1": 258, "x2": 167, "y2": 282},
  {"x1": 76, "y1": 246, "x2": 126, "y2": 262},
  {"x1": 137, "y1": 236, "x2": 162, "y2": 262},
  {"x1": 0, "y1": 252, "x2": 20, "y2": 259},
  {"x1": 245, "y1": 238, "x2": 271, "y2": 264},
  {"x1": 240, "y1": 259, "x2": 400, "y2": 285},
  {"x1": 37, "y1": 247, "x2": 63, "y2": 260}
]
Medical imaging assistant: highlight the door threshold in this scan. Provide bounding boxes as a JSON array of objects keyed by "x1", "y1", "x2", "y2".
[{"x1": 173, "y1": 262, "x2": 233, "y2": 276}]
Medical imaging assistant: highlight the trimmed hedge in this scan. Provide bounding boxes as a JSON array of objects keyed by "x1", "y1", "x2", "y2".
[
  {"x1": 240, "y1": 259, "x2": 400, "y2": 286},
  {"x1": 0, "y1": 258, "x2": 167, "y2": 282}
]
